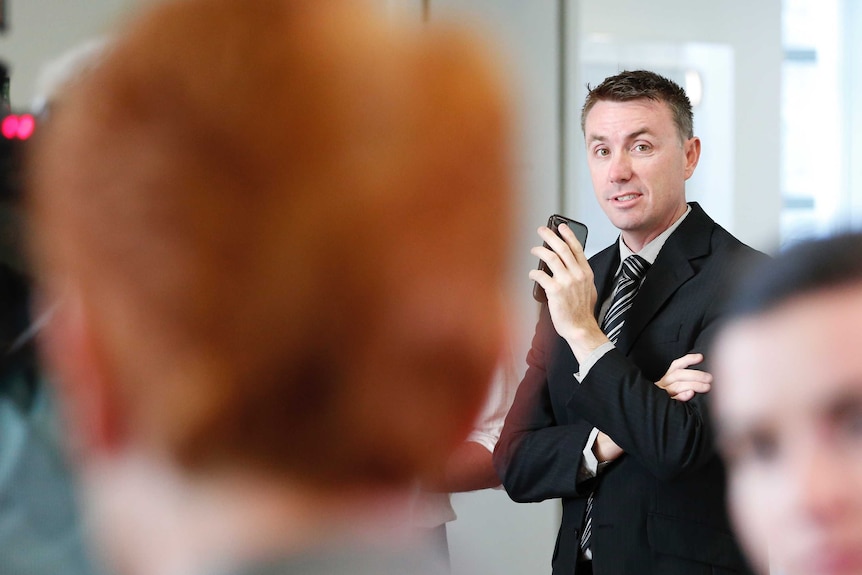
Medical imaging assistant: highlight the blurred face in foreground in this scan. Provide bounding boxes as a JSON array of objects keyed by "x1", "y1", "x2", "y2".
[{"x1": 713, "y1": 285, "x2": 862, "y2": 575}]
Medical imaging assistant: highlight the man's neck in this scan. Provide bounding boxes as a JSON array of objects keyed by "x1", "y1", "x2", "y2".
[{"x1": 620, "y1": 203, "x2": 691, "y2": 262}]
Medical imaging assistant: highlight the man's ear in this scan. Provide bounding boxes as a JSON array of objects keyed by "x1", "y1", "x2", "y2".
[
  {"x1": 38, "y1": 290, "x2": 124, "y2": 459},
  {"x1": 683, "y1": 136, "x2": 701, "y2": 180}
]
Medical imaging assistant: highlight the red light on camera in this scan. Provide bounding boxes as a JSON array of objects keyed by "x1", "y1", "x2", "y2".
[{"x1": 1, "y1": 114, "x2": 35, "y2": 140}]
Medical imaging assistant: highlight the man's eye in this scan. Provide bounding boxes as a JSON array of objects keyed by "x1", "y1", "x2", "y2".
[
  {"x1": 633, "y1": 144, "x2": 651, "y2": 152},
  {"x1": 595, "y1": 148, "x2": 609, "y2": 157}
]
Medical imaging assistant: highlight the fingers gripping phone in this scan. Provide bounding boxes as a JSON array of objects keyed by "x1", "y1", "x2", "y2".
[{"x1": 532, "y1": 214, "x2": 588, "y2": 303}]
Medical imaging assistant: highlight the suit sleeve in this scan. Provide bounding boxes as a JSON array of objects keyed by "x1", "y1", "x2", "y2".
[
  {"x1": 569, "y1": 294, "x2": 725, "y2": 481},
  {"x1": 492, "y1": 306, "x2": 595, "y2": 503}
]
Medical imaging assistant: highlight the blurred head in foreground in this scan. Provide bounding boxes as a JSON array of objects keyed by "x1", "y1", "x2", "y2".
[
  {"x1": 26, "y1": 0, "x2": 513, "y2": 573},
  {"x1": 712, "y1": 233, "x2": 862, "y2": 575}
]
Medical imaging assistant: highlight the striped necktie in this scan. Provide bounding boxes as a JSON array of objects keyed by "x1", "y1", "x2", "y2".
[
  {"x1": 600, "y1": 254, "x2": 650, "y2": 344},
  {"x1": 580, "y1": 254, "x2": 650, "y2": 557}
]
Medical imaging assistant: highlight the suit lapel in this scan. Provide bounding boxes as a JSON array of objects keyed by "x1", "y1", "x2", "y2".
[{"x1": 614, "y1": 203, "x2": 714, "y2": 355}]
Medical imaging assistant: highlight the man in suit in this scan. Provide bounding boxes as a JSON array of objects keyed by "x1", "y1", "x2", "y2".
[
  {"x1": 712, "y1": 233, "x2": 862, "y2": 575},
  {"x1": 25, "y1": 1, "x2": 515, "y2": 575},
  {"x1": 493, "y1": 70, "x2": 761, "y2": 575}
]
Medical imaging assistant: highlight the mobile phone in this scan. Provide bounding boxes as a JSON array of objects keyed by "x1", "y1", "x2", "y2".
[{"x1": 532, "y1": 214, "x2": 588, "y2": 303}]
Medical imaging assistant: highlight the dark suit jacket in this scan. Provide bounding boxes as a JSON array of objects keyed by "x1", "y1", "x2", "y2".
[{"x1": 494, "y1": 203, "x2": 761, "y2": 575}]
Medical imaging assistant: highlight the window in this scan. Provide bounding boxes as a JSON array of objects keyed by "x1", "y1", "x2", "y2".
[{"x1": 780, "y1": 0, "x2": 852, "y2": 244}]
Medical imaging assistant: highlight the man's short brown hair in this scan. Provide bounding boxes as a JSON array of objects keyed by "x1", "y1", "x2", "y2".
[{"x1": 581, "y1": 69, "x2": 694, "y2": 141}]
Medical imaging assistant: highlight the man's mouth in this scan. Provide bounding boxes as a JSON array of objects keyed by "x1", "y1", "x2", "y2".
[{"x1": 612, "y1": 193, "x2": 640, "y2": 202}]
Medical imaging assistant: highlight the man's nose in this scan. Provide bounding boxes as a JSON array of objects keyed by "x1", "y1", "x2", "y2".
[{"x1": 608, "y1": 152, "x2": 632, "y2": 183}]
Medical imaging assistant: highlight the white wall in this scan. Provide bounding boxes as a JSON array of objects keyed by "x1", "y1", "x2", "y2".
[
  {"x1": 575, "y1": 0, "x2": 783, "y2": 253},
  {"x1": 425, "y1": 5, "x2": 562, "y2": 575},
  {"x1": 847, "y1": 0, "x2": 862, "y2": 228},
  {"x1": 0, "y1": 0, "x2": 137, "y2": 108}
]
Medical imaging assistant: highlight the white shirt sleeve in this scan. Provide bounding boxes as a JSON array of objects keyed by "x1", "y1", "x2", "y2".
[
  {"x1": 579, "y1": 427, "x2": 601, "y2": 481},
  {"x1": 573, "y1": 341, "x2": 615, "y2": 383},
  {"x1": 466, "y1": 348, "x2": 520, "y2": 452}
]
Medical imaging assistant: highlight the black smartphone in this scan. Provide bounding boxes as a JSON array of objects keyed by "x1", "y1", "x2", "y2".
[{"x1": 532, "y1": 214, "x2": 588, "y2": 303}]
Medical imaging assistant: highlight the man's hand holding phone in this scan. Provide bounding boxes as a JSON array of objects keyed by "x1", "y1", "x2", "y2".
[
  {"x1": 532, "y1": 215, "x2": 588, "y2": 303},
  {"x1": 529, "y1": 215, "x2": 608, "y2": 363}
]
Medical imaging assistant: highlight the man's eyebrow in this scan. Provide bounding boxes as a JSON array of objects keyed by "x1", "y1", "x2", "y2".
[
  {"x1": 713, "y1": 409, "x2": 761, "y2": 443},
  {"x1": 587, "y1": 128, "x2": 652, "y2": 144}
]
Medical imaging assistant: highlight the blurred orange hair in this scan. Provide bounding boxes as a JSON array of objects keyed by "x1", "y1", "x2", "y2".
[{"x1": 28, "y1": 0, "x2": 513, "y2": 488}]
